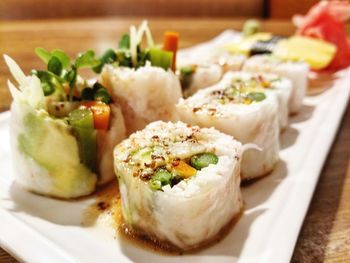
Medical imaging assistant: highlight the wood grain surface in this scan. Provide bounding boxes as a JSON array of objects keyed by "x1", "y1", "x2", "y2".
[
  {"x1": 0, "y1": 0, "x2": 263, "y2": 20},
  {"x1": 269, "y1": 0, "x2": 318, "y2": 18},
  {"x1": 0, "y1": 17, "x2": 349, "y2": 263}
]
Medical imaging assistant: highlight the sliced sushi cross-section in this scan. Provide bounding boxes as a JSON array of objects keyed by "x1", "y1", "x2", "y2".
[
  {"x1": 176, "y1": 72, "x2": 280, "y2": 180},
  {"x1": 114, "y1": 121, "x2": 244, "y2": 250}
]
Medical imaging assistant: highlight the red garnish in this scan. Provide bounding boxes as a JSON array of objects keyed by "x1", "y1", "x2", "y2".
[{"x1": 293, "y1": 1, "x2": 350, "y2": 70}]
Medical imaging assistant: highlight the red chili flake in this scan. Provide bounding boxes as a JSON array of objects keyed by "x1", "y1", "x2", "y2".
[
  {"x1": 140, "y1": 172, "x2": 152, "y2": 181},
  {"x1": 172, "y1": 158, "x2": 180, "y2": 167}
]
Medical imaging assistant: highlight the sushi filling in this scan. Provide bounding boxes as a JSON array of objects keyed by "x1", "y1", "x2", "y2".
[
  {"x1": 31, "y1": 51, "x2": 115, "y2": 173},
  {"x1": 211, "y1": 74, "x2": 286, "y2": 104},
  {"x1": 178, "y1": 65, "x2": 197, "y2": 92},
  {"x1": 123, "y1": 140, "x2": 219, "y2": 191},
  {"x1": 6, "y1": 48, "x2": 116, "y2": 175}
]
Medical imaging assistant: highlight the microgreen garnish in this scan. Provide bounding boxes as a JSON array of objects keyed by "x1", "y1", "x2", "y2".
[
  {"x1": 33, "y1": 47, "x2": 111, "y2": 102},
  {"x1": 93, "y1": 49, "x2": 117, "y2": 73},
  {"x1": 81, "y1": 83, "x2": 111, "y2": 104},
  {"x1": 75, "y1": 50, "x2": 100, "y2": 69},
  {"x1": 119, "y1": 33, "x2": 131, "y2": 49}
]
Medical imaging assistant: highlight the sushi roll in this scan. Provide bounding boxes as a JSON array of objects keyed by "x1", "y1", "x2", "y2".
[
  {"x1": 5, "y1": 52, "x2": 126, "y2": 199},
  {"x1": 99, "y1": 21, "x2": 182, "y2": 135},
  {"x1": 114, "y1": 121, "x2": 243, "y2": 250},
  {"x1": 242, "y1": 54, "x2": 309, "y2": 114},
  {"x1": 176, "y1": 72, "x2": 280, "y2": 180},
  {"x1": 219, "y1": 72, "x2": 292, "y2": 130},
  {"x1": 178, "y1": 62, "x2": 223, "y2": 98},
  {"x1": 100, "y1": 64, "x2": 181, "y2": 134}
]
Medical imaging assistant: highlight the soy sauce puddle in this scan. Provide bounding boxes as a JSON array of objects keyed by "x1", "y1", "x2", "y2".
[{"x1": 82, "y1": 182, "x2": 243, "y2": 255}]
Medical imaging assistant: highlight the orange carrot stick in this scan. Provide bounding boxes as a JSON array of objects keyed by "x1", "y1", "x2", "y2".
[
  {"x1": 80, "y1": 101, "x2": 110, "y2": 130},
  {"x1": 163, "y1": 31, "x2": 179, "y2": 71}
]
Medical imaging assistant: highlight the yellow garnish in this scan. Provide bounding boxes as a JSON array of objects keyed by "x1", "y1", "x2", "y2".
[
  {"x1": 173, "y1": 160, "x2": 197, "y2": 178},
  {"x1": 274, "y1": 36, "x2": 337, "y2": 70},
  {"x1": 243, "y1": 98, "x2": 252, "y2": 105},
  {"x1": 261, "y1": 81, "x2": 271, "y2": 88}
]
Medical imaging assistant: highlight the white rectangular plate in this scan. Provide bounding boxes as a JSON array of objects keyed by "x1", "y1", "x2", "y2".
[{"x1": 1, "y1": 32, "x2": 350, "y2": 263}]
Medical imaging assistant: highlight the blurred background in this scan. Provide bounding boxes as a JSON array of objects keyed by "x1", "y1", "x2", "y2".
[{"x1": 0, "y1": 0, "x2": 319, "y2": 20}]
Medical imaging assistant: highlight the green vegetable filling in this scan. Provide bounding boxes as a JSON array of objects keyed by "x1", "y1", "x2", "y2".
[
  {"x1": 247, "y1": 92, "x2": 266, "y2": 102},
  {"x1": 179, "y1": 65, "x2": 196, "y2": 91},
  {"x1": 146, "y1": 152, "x2": 219, "y2": 191},
  {"x1": 92, "y1": 31, "x2": 173, "y2": 71},
  {"x1": 213, "y1": 85, "x2": 267, "y2": 104},
  {"x1": 149, "y1": 168, "x2": 172, "y2": 190},
  {"x1": 68, "y1": 108, "x2": 97, "y2": 172},
  {"x1": 190, "y1": 152, "x2": 219, "y2": 170},
  {"x1": 149, "y1": 48, "x2": 173, "y2": 70}
]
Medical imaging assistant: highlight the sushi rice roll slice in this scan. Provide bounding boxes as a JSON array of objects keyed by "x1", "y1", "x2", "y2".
[
  {"x1": 176, "y1": 72, "x2": 280, "y2": 180},
  {"x1": 177, "y1": 62, "x2": 223, "y2": 98},
  {"x1": 5, "y1": 52, "x2": 126, "y2": 199},
  {"x1": 242, "y1": 54, "x2": 309, "y2": 114},
  {"x1": 219, "y1": 72, "x2": 292, "y2": 130},
  {"x1": 99, "y1": 21, "x2": 182, "y2": 135},
  {"x1": 114, "y1": 121, "x2": 244, "y2": 251}
]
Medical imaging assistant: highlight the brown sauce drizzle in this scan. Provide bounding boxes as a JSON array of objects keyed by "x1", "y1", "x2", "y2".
[{"x1": 83, "y1": 182, "x2": 244, "y2": 255}]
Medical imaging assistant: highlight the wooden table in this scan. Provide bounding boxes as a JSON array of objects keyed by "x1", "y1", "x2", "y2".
[{"x1": 0, "y1": 18, "x2": 349, "y2": 262}]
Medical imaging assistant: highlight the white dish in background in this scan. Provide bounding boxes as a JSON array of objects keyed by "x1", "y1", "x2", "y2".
[{"x1": 0, "y1": 32, "x2": 350, "y2": 263}]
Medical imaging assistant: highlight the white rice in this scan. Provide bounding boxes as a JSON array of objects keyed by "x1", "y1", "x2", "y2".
[{"x1": 100, "y1": 63, "x2": 182, "y2": 134}]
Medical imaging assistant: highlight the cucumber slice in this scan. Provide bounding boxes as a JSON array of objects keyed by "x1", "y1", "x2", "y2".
[
  {"x1": 149, "y1": 48, "x2": 173, "y2": 70},
  {"x1": 68, "y1": 108, "x2": 97, "y2": 172}
]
